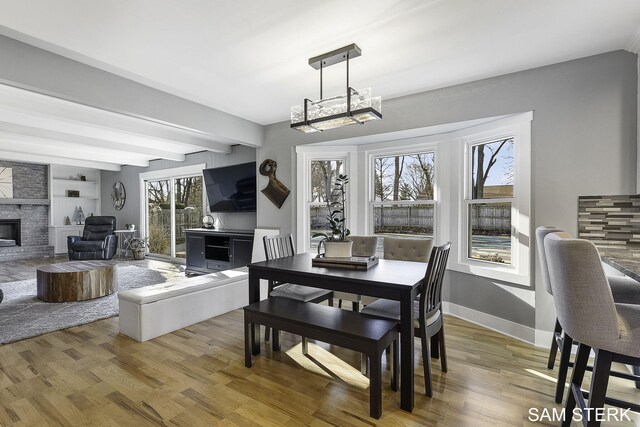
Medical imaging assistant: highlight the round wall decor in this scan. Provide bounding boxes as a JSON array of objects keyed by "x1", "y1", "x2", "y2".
[{"x1": 111, "y1": 181, "x2": 126, "y2": 210}]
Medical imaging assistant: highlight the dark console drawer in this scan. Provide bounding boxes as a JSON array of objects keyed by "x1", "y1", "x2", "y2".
[{"x1": 206, "y1": 260, "x2": 230, "y2": 271}]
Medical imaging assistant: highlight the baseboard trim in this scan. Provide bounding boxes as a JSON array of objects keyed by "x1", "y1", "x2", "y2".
[{"x1": 442, "y1": 302, "x2": 535, "y2": 345}]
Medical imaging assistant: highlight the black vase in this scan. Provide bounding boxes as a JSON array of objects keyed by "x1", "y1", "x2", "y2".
[{"x1": 0, "y1": 288, "x2": 3, "y2": 303}]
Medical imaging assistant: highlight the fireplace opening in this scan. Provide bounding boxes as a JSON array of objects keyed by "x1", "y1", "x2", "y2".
[{"x1": 0, "y1": 219, "x2": 21, "y2": 247}]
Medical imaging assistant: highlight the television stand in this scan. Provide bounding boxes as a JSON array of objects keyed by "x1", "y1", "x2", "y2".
[{"x1": 185, "y1": 229, "x2": 254, "y2": 275}]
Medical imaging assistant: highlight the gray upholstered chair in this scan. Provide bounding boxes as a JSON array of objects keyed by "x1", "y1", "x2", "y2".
[
  {"x1": 334, "y1": 235, "x2": 379, "y2": 311},
  {"x1": 263, "y1": 234, "x2": 333, "y2": 353},
  {"x1": 361, "y1": 242, "x2": 450, "y2": 397},
  {"x1": 361, "y1": 236, "x2": 432, "y2": 306},
  {"x1": 544, "y1": 232, "x2": 640, "y2": 426},
  {"x1": 536, "y1": 226, "x2": 640, "y2": 403}
]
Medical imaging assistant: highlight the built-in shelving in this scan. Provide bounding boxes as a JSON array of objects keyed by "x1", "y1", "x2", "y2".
[{"x1": 49, "y1": 165, "x2": 101, "y2": 253}]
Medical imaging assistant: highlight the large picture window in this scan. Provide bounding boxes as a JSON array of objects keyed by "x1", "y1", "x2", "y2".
[{"x1": 370, "y1": 151, "x2": 436, "y2": 249}]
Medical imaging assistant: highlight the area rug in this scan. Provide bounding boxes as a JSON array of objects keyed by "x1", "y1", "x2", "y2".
[{"x1": 0, "y1": 265, "x2": 173, "y2": 345}]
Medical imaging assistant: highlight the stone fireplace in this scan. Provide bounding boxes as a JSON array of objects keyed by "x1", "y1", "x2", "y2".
[
  {"x1": 0, "y1": 161, "x2": 53, "y2": 261},
  {"x1": 0, "y1": 219, "x2": 20, "y2": 246}
]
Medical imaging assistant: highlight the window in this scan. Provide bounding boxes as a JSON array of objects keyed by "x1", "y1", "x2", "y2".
[
  {"x1": 309, "y1": 160, "x2": 345, "y2": 250},
  {"x1": 296, "y1": 147, "x2": 356, "y2": 252},
  {"x1": 140, "y1": 164, "x2": 206, "y2": 261},
  {"x1": 467, "y1": 138, "x2": 514, "y2": 264},
  {"x1": 453, "y1": 112, "x2": 532, "y2": 285},
  {"x1": 371, "y1": 151, "x2": 436, "y2": 247}
]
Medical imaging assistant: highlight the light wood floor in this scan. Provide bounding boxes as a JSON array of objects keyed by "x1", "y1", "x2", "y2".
[{"x1": 0, "y1": 256, "x2": 638, "y2": 426}]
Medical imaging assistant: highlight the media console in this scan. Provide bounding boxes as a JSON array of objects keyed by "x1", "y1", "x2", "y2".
[{"x1": 185, "y1": 229, "x2": 254, "y2": 275}]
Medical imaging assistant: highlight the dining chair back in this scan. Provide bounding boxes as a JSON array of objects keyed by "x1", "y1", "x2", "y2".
[
  {"x1": 263, "y1": 234, "x2": 295, "y2": 260},
  {"x1": 419, "y1": 242, "x2": 451, "y2": 326},
  {"x1": 383, "y1": 236, "x2": 432, "y2": 262},
  {"x1": 335, "y1": 235, "x2": 379, "y2": 311},
  {"x1": 544, "y1": 232, "x2": 640, "y2": 423}
]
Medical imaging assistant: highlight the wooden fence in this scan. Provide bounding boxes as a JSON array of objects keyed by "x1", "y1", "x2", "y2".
[{"x1": 310, "y1": 204, "x2": 510, "y2": 235}]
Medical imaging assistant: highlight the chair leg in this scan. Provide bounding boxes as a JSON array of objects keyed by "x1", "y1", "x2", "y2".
[
  {"x1": 555, "y1": 332, "x2": 573, "y2": 404},
  {"x1": 328, "y1": 298, "x2": 333, "y2": 307},
  {"x1": 438, "y1": 326, "x2": 448, "y2": 373},
  {"x1": 264, "y1": 325, "x2": 271, "y2": 342},
  {"x1": 302, "y1": 337, "x2": 309, "y2": 355},
  {"x1": 430, "y1": 334, "x2": 439, "y2": 359},
  {"x1": 548, "y1": 317, "x2": 562, "y2": 369},
  {"x1": 420, "y1": 329, "x2": 433, "y2": 397},
  {"x1": 562, "y1": 343, "x2": 591, "y2": 427},
  {"x1": 361, "y1": 353, "x2": 368, "y2": 375},
  {"x1": 586, "y1": 349, "x2": 613, "y2": 427},
  {"x1": 352, "y1": 301, "x2": 360, "y2": 312},
  {"x1": 338, "y1": 299, "x2": 342, "y2": 309},
  {"x1": 272, "y1": 328, "x2": 280, "y2": 351},
  {"x1": 391, "y1": 339, "x2": 399, "y2": 391}
]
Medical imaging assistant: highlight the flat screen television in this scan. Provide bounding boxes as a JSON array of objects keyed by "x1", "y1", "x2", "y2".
[{"x1": 203, "y1": 162, "x2": 257, "y2": 213}]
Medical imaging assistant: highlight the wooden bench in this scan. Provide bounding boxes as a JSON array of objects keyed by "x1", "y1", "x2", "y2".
[{"x1": 243, "y1": 297, "x2": 399, "y2": 419}]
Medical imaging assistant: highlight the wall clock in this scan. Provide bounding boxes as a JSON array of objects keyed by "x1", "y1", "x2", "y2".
[
  {"x1": 0, "y1": 168, "x2": 13, "y2": 198},
  {"x1": 111, "y1": 181, "x2": 126, "y2": 210}
]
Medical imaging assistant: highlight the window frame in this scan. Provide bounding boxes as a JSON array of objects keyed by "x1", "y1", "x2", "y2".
[
  {"x1": 364, "y1": 141, "x2": 443, "y2": 244},
  {"x1": 295, "y1": 146, "x2": 357, "y2": 253},
  {"x1": 450, "y1": 113, "x2": 532, "y2": 285}
]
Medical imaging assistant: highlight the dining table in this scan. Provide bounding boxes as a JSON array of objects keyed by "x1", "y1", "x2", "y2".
[{"x1": 247, "y1": 252, "x2": 428, "y2": 412}]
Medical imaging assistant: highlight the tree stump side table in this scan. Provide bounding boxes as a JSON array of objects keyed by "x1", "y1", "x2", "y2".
[{"x1": 36, "y1": 261, "x2": 117, "y2": 302}]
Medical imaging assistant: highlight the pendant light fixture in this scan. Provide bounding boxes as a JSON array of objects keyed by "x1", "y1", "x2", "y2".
[{"x1": 290, "y1": 43, "x2": 382, "y2": 133}]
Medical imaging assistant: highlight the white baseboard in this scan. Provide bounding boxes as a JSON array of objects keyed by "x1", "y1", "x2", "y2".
[
  {"x1": 535, "y1": 329, "x2": 554, "y2": 349},
  {"x1": 443, "y1": 301, "x2": 535, "y2": 345}
]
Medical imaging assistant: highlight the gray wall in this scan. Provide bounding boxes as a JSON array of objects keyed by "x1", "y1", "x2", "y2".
[
  {"x1": 101, "y1": 145, "x2": 257, "y2": 231},
  {"x1": 259, "y1": 50, "x2": 638, "y2": 335}
]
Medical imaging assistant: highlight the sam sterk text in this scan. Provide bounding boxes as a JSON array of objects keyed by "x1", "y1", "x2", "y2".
[{"x1": 528, "y1": 407, "x2": 631, "y2": 423}]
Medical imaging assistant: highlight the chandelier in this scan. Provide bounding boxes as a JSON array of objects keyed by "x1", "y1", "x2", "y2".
[{"x1": 291, "y1": 43, "x2": 382, "y2": 133}]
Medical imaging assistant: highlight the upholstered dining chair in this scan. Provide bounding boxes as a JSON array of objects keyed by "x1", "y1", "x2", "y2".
[
  {"x1": 536, "y1": 226, "x2": 640, "y2": 403},
  {"x1": 361, "y1": 242, "x2": 451, "y2": 397},
  {"x1": 334, "y1": 235, "x2": 379, "y2": 311},
  {"x1": 263, "y1": 234, "x2": 333, "y2": 353},
  {"x1": 361, "y1": 236, "x2": 433, "y2": 307},
  {"x1": 544, "y1": 232, "x2": 640, "y2": 426},
  {"x1": 67, "y1": 216, "x2": 118, "y2": 260}
]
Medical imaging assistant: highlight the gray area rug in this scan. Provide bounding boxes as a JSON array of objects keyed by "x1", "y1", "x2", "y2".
[{"x1": 0, "y1": 265, "x2": 171, "y2": 345}]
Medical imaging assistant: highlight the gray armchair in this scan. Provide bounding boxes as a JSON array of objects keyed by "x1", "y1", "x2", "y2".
[{"x1": 67, "y1": 216, "x2": 118, "y2": 260}]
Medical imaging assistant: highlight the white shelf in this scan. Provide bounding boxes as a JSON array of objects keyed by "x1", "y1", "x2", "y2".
[
  {"x1": 52, "y1": 178, "x2": 98, "y2": 184},
  {"x1": 53, "y1": 196, "x2": 99, "y2": 200}
]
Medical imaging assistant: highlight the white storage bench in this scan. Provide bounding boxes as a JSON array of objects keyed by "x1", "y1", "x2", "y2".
[{"x1": 118, "y1": 267, "x2": 249, "y2": 342}]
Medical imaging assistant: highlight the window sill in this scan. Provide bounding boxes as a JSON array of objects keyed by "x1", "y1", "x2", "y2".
[{"x1": 448, "y1": 261, "x2": 530, "y2": 286}]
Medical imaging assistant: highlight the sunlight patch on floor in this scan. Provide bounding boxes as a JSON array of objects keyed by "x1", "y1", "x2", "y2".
[{"x1": 285, "y1": 342, "x2": 370, "y2": 389}]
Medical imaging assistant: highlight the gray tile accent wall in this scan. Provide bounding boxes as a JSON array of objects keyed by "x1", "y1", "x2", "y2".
[
  {"x1": 0, "y1": 161, "x2": 53, "y2": 260},
  {"x1": 578, "y1": 195, "x2": 640, "y2": 246}
]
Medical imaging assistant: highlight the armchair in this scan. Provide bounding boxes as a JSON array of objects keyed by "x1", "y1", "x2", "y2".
[{"x1": 67, "y1": 216, "x2": 118, "y2": 260}]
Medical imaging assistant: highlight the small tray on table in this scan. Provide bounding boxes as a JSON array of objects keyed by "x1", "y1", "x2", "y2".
[{"x1": 312, "y1": 255, "x2": 379, "y2": 270}]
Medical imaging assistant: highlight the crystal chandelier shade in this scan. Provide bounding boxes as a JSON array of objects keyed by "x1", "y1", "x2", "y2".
[{"x1": 291, "y1": 44, "x2": 382, "y2": 133}]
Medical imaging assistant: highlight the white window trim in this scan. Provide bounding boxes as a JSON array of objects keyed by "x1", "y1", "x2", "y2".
[
  {"x1": 364, "y1": 141, "x2": 443, "y2": 243},
  {"x1": 449, "y1": 112, "x2": 532, "y2": 285},
  {"x1": 295, "y1": 146, "x2": 357, "y2": 253}
]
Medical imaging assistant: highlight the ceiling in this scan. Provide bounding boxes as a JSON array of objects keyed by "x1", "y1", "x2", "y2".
[{"x1": 0, "y1": 0, "x2": 638, "y2": 169}]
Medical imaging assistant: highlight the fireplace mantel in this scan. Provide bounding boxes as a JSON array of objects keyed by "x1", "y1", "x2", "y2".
[{"x1": 0, "y1": 198, "x2": 50, "y2": 206}]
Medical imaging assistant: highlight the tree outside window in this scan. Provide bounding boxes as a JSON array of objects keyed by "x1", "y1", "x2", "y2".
[
  {"x1": 468, "y1": 138, "x2": 514, "y2": 264},
  {"x1": 372, "y1": 152, "x2": 435, "y2": 249}
]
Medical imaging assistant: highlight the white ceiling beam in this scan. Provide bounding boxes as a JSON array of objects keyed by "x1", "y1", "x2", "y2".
[
  {"x1": 0, "y1": 149, "x2": 121, "y2": 171},
  {"x1": 0, "y1": 132, "x2": 151, "y2": 167},
  {"x1": 0, "y1": 84, "x2": 233, "y2": 153},
  {"x1": 0, "y1": 123, "x2": 186, "y2": 162}
]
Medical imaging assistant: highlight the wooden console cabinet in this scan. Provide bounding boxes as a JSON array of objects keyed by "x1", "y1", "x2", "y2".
[{"x1": 185, "y1": 229, "x2": 254, "y2": 275}]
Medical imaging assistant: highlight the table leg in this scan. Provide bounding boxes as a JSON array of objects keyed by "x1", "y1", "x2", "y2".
[
  {"x1": 248, "y1": 271, "x2": 261, "y2": 355},
  {"x1": 400, "y1": 290, "x2": 415, "y2": 412}
]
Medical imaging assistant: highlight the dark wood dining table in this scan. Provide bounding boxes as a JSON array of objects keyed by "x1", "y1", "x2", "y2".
[{"x1": 247, "y1": 252, "x2": 427, "y2": 412}]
